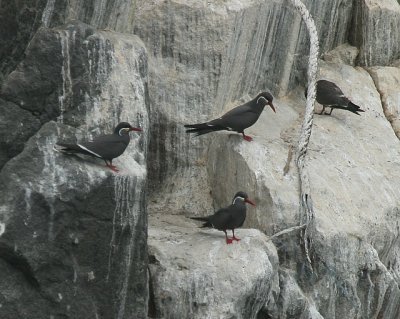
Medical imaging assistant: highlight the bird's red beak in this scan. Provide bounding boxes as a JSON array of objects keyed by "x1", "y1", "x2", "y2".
[
  {"x1": 130, "y1": 127, "x2": 142, "y2": 132},
  {"x1": 245, "y1": 198, "x2": 256, "y2": 206},
  {"x1": 269, "y1": 102, "x2": 276, "y2": 113}
]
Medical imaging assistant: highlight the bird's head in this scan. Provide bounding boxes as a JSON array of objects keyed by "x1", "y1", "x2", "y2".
[
  {"x1": 114, "y1": 122, "x2": 142, "y2": 136},
  {"x1": 256, "y1": 92, "x2": 275, "y2": 113},
  {"x1": 232, "y1": 191, "x2": 256, "y2": 206}
]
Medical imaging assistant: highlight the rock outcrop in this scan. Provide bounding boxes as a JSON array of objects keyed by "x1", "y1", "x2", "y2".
[
  {"x1": 367, "y1": 66, "x2": 400, "y2": 138},
  {"x1": 132, "y1": 0, "x2": 358, "y2": 218},
  {"x1": 0, "y1": 21, "x2": 149, "y2": 319},
  {"x1": 148, "y1": 214, "x2": 279, "y2": 319},
  {"x1": 351, "y1": 0, "x2": 400, "y2": 66}
]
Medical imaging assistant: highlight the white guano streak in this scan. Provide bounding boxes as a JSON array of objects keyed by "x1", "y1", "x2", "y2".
[
  {"x1": 41, "y1": 0, "x2": 55, "y2": 27},
  {"x1": 58, "y1": 30, "x2": 73, "y2": 124},
  {"x1": 0, "y1": 223, "x2": 5, "y2": 236}
]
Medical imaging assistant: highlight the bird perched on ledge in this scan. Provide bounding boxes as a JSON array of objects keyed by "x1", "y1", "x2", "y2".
[
  {"x1": 306, "y1": 80, "x2": 365, "y2": 115},
  {"x1": 55, "y1": 122, "x2": 142, "y2": 172},
  {"x1": 184, "y1": 92, "x2": 275, "y2": 142},
  {"x1": 190, "y1": 191, "x2": 256, "y2": 244}
]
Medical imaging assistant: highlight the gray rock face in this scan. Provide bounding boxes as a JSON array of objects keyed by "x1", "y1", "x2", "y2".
[
  {"x1": 0, "y1": 0, "x2": 48, "y2": 83},
  {"x1": 148, "y1": 214, "x2": 279, "y2": 319},
  {"x1": 367, "y1": 66, "x2": 400, "y2": 138},
  {"x1": 0, "y1": 21, "x2": 149, "y2": 319},
  {"x1": 131, "y1": 1, "x2": 400, "y2": 318},
  {"x1": 205, "y1": 60, "x2": 400, "y2": 318},
  {"x1": 2, "y1": 0, "x2": 400, "y2": 318},
  {"x1": 0, "y1": 99, "x2": 41, "y2": 169},
  {"x1": 41, "y1": 0, "x2": 137, "y2": 32},
  {"x1": 133, "y1": 0, "x2": 357, "y2": 217},
  {"x1": 351, "y1": 0, "x2": 400, "y2": 66}
]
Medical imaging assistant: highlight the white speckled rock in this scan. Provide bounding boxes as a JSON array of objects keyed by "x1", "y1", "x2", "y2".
[
  {"x1": 206, "y1": 56, "x2": 400, "y2": 317},
  {"x1": 0, "y1": 22, "x2": 149, "y2": 319},
  {"x1": 148, "y1": 214, "x2": 279, "y2": 319},
  {"x1": 133, "y1": 0, "x2": 356, "y2": 216}
]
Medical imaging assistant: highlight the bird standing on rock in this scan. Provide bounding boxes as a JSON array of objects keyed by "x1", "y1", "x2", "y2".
[
  {"x1": 184, "y1": 92, "x2": 275, "y2": 142},
  {"x1": 307, "y1": 80, "x2": 365, "y2": 116},
  {"x1": 190, "y1": 191, "x2": 256, "y2": 244},
  {"x1": 55, "y1": 122, "x2": 142, "y2": 172}
]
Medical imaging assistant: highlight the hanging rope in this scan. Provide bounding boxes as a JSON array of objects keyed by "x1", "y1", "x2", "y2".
[{"x1": 289, "y1": 0, "x2": 319, "y2": 266}]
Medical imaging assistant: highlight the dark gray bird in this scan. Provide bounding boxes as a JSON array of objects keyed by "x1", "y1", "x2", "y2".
[
  {"x1": 184, "y1": 92, "x2": 275, "y2": 141},
  {"x1": 190, "y1": 191, "x2": 256, "y2": 244},
  {"x1": 55, "y1": 122, "x2": 142, "y2": 172},
  {"x1": 306, "y1": 80, "x2": 365, "y2": 115}
]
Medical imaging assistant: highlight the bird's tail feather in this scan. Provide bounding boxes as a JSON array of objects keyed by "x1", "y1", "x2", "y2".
[
  {"x1": 190, "y1": 216, "x2": 212, "y2": 228},
  {"x1": 347, "y1": 102, "x2": 365, "y2": 115},
  {"x1": 184, "y1": 123, "x2": 224, "y2": 136},
  {"x1": 55, "y1": 142, "x2": 90, "y2": 155},
  {"x1": 184, "y1": 123, "x2": 209, "y2": 130},
  {"x1": 56, "y1": 142, "x2": 81, "y2": 152}
]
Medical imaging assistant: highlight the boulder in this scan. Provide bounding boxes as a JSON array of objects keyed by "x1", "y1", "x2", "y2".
[
  {"x1": 0, "y1": 21, "x2": 149, "y2": 319},
  {"x1": 148, "y1": 214, "x2": 279, "y2": 319}
]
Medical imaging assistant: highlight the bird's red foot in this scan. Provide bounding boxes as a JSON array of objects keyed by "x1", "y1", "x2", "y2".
[
  {"x1": 232, "y1": 236, "x2": 241, "y2": 241},
  {"x1": 106, "y1": 164, "x2": 119, "y2": 172},
  {"x1": 242, "y1": 135, "x2": 253, "y2": 142},
  {"x1": 226, "y1": 238, "x2": 233, "y2": 244}
]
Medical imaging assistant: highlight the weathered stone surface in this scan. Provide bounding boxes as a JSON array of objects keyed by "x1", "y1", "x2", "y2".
[
  {"x1": 1, "y1": 19, "x2": 148, "y2": 127},
  {"x1": 133, "y1": 0, "x2": 356, "y2": 218},
  {"x1": 148, "y1": 214, "x2": 279, "y2": 319},
  {"x1": 0, "y1": 99, "x2": 41, "y2": 169},
  {"x1": 206, "y1": 95, "x2": 300, "y2": 234},
  {"x1": 0, "y1": 0, "x2": 48, "y2": 83},
  {"x1": 322, "y1": 43, "x2": 359, "y2": 66},
  {"x1": 0, "y1": 122, "x2": 147, "y2": 319},
  {"x1": 65, "y1": 0, "x2": 136, "y2": 32},
  {"x1": 1, "y1": 22, "x2": 88, "y2": 123},
  {"x1": 40, "y1": 0, "x2": 137, "y2": 32},
  {"x1": 132, "y1": 1, "x2": 400, "y2": 317},
  {"x1": 367, "y1": 66, "x2": 400, "y2": 138},
  {"x1": 273, "y1": 270, "x2": 324, "y2": 319},
  {"x1": 207, "y1": 60, "x2": 400, "y2": 318},
  {"x1": 2, "y1": 0, "x2": 400, "y2": 318},
  {"x1": 351, "y1": 0, "x2": 400, "y2": 66},
  {"x1": 0, "y1": 21, "x2": 149, "y2": 319}
]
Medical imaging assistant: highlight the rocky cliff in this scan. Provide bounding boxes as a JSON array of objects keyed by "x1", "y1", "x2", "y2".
[{"x1": 1, "y1": 0, "x2": 400, "y2": 318}]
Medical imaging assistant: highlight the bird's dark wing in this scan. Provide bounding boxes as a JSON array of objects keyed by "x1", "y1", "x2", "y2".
[
  {"x1": 220, "y1": 101, "x2": 252, "y2": 118},
  {"x1": 79, "y1": 134, "x2": 128, "y2": 160},
  {"x1": 208, "y1": 104, "x2": 258, "y2": 132},
  {"x1": 209, "y1": 206, "x2": 234, "y2": 230},
  {"x1": 317, "y1": 80, "x2": 350, "y2": 106}
]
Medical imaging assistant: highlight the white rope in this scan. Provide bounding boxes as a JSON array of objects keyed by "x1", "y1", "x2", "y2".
[{"x1": 289, "y1": 0, "x2": 319, "y2": 267}]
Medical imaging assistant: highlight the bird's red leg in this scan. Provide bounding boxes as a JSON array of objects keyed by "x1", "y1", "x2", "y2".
[
  {"x1": 232, "y1": 229, "x2": 241, "y2": 241},
  {"x1": 104, "y1": 160, "x2": 119, "y2": 172},
  {"x1": 242, "y1": 132, "x2": 253, "y2": 142},
  {"x1": 224, "y1": 230, "x2": 233, "y2": 244}
]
